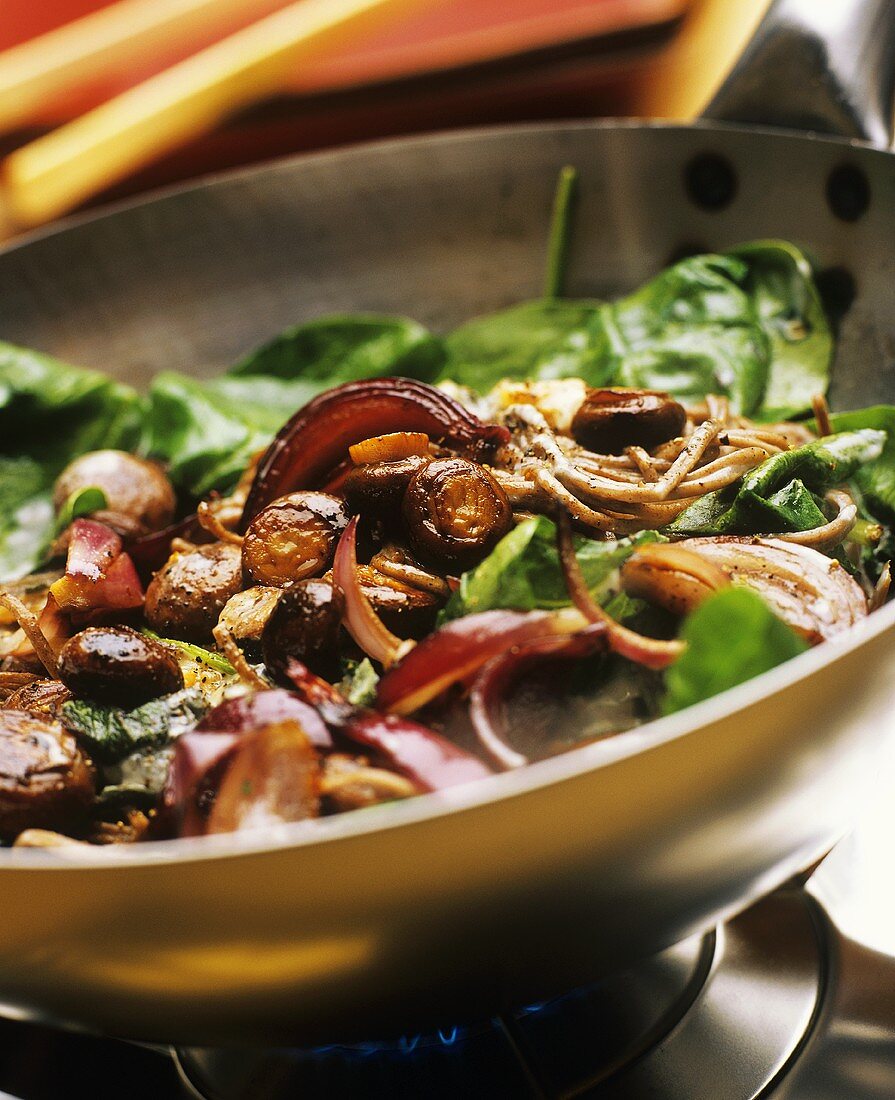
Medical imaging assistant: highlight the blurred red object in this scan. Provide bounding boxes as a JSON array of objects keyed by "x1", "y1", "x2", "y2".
[{"x1": 2, "y1": 0, "x2": 687, "y2": 212}]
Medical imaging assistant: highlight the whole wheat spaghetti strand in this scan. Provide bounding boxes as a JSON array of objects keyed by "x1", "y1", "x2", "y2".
[{"x1": 774, "y1": 490, "x2": 857, "y2": 548}]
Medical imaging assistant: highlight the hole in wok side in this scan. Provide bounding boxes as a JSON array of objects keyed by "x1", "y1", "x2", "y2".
[
  {"x1": 826, "y1": 164, "x2": 871, "y2": 222},
  {"x1": 683, "y1": 153, "x2": 738, "y2": 212}
]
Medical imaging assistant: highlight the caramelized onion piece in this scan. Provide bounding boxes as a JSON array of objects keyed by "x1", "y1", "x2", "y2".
[
  {"x1": 49, "y1": 519, "x2": 144, "y2": 615},
  {"x1": 197, "y1": 690, "x2": 332, "y2": 749},
  {"x1": 204, "y1": 721, "x2": 321, "y2": 836},
  {"x1": 621, "y1": 543, "x2": 730, "y2": 616},
  {"x1": 662, "y1": 537, "x2": 868, "y2": 643},
  {"x1": 403, "y1": 458, "x2": 513, "y2": 571},
  {"x1": 242, "y1": 378, "x2": 509, "y2": 524},
  {"x1": 333, "y1": 517, "x2": 410, "y2": 669},
  {"x1": 571, "y1": 388, "x2": 686, "y2": 455},
  {"x1": 349, "y1": 432, "x2": 430, "y2": 465}
]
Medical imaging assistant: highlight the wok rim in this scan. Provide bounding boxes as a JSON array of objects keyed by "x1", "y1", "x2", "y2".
[
  {"x1": 1, "y1": 114, "x2": 892, "y2": 870},
  {"x1": 0, "y1": 115, "x2": 889, "y2": 262}
]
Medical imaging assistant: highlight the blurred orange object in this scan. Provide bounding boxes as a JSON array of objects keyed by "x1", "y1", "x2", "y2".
[
  {"x1": 0, "y1": 0, "x2": 687, "y2": 219},
  {"x1": 2, "y1": 0, "x2": 686, "y2": 126}
]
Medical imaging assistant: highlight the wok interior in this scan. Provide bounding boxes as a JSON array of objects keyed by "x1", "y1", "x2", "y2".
[{"x1": 0, "y1": 122, "x2": 893, "y2": 1043}]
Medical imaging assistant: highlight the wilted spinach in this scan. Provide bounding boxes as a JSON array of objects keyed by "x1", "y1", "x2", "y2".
[
  {"x1": 440, "y1": 300, "x2": 607, "y2": 391},
  {"x1": 662, "y1": 587, "x2": 807, "y2": 715},
  {"x1": 439, "y1": 241, "x2": 830, "y2": 419},
  {"x1": 62, "y1": 689, "x2": 206, "y2": 764},
  {"x1": 145, "y1": 315, "x2": 444, "y2": 496},
  {"x1": 666, "y1": 429, "x2": 885, "y2": 536},
  {"x1": 440, "y1": 515, "x2": 662, "y2": 621},
  {"x1": 0, "y1": 343, "x2": 141, "y2": 581}
]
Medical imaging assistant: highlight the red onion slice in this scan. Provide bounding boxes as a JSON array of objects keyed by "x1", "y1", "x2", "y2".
[
  {"x1": 286, "y1": 660, "x2": 492, "y2": 791},
  {"x1": 242, "y1": 378, "x2": 510, "y2": 525},
  {"x1": 65, "y1": 519, "x2": 121, "y2": 582},
  {"x1": 50, "y1": 520, "x2": 144, "y2": 612},
  {"x1": 556, "y1": 517, "x2": 683, "y2": 670},
  {"x1": 469, "y1": 628, "x2": 607, "y2": 770},
  {"x1": 197, "y1": 690, "x2": 333, "y2": 749},
  {"x1": 333, "y1": 516, "x2": 407, "y2": 668},
  {"x1": 162, "y1": 731, "x2": 241, "y2": 837},
  {"x1": 341, "y1": 711, "x2": 492, "y2": 791},
  {"x1": 375, "y1": 606, "x2": 588, "y2": 716}
]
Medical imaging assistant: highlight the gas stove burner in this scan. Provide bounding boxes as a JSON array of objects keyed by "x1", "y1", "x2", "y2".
[{"x1": 172, "y1": 886, "x2": 859, "y2": 1100}]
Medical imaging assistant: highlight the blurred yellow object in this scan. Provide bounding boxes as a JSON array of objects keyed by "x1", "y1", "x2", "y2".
[
  {"x1": 0, "y1": 0, "x2": 286, "y2": 135},
  {"x1": 633, "y1": 0, "x2": 773, "y2": 119},
  {"x1": 0, "y1": 0, "x2": 423, "y2": 230}
]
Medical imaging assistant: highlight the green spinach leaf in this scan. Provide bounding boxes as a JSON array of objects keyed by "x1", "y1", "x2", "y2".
[
  {"x1": 145, "y1": 316, "x2": 444, "y2": 496},
  {"x1": 440, "y1": 515, "x2": 662, "y2": 620},
  {"x1": 0, "y1": 343, "x2": 141, "y2": 580},
  {"x1": 826, "y1": 406, "x2": 895, "y2": 519},
  {"x1": 667, "y1": 429, "x2": 885, "y2": 536},
  {"x1": 438, "y1": 242, "x2": 829, "y2": 418},
  {"x1": 662, "y1": 587, "x2": 807, "y2": 715},
  {"x1": 440, "y1": 300, "x2": 607, "y2": 390},
  {"x1": 230, "y1": 314, "x2": 444, "y2": 384},
  {"x1": 62, "y1": 689, "x2": 207, "y2": 764},
  {"x1": 730, "y1": 240, "x2": 832, "y2": 420}
]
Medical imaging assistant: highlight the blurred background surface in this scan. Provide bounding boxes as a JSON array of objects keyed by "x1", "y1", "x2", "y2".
[{"x1": 0, "y1": 0, "x2": 771, "y2": 233}]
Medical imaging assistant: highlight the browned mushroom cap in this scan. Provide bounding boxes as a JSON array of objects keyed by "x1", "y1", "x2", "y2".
[
  {"x1": 571, "y1": 388, "x2": 687, "y2": 455},
  {"x1": 145, "y1": 542, "x2": 242, "y2": 642},
  {"x1": 53, "y1": 450, "x2": 176, "y2": 534},
  {"x1": 204, "y1": 720, "x2": 320, "y2": 835},
  {"x1": 58, "y1": 627, "x2": 184, "y2": 705},
  {"x1": 622, "y1": 537, "x2": 867, "y2": 644},
  {"x1": 342, "y1": 455, "x2": 431, "y2": 527},
  {"x1": 242, "y1": 491, "x2": 349, "y2": 588},
  {"x1": 0, "y1": 711, "x2": 95, "y2": 840},
  {"x1": 402, "y1": 458, "x2": 512, "y2": 571}
]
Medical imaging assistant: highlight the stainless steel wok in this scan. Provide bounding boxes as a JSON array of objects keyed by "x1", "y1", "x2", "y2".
[{"x1": 0, "y1": 0, "x2": 893, "y2": 1047}]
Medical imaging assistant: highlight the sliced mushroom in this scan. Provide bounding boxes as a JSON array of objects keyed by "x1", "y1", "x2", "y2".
[
  {"x1": 622, "y1": 537, "x2": 867, "y2": 643},
  {"x1": 242, "y1": 491, "x2": 350, "y2": 588},
  {"x1": 0, "y1": 711, "x2": 95, "y2": 840},
  {"x1": 403, "y1": 457, "x2": 512, "y2": 570}
]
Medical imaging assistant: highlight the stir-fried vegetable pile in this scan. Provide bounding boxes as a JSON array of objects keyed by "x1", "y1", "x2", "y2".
[{"x1": 0, "y1": 170, "x2": 891, "y2": 848}]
